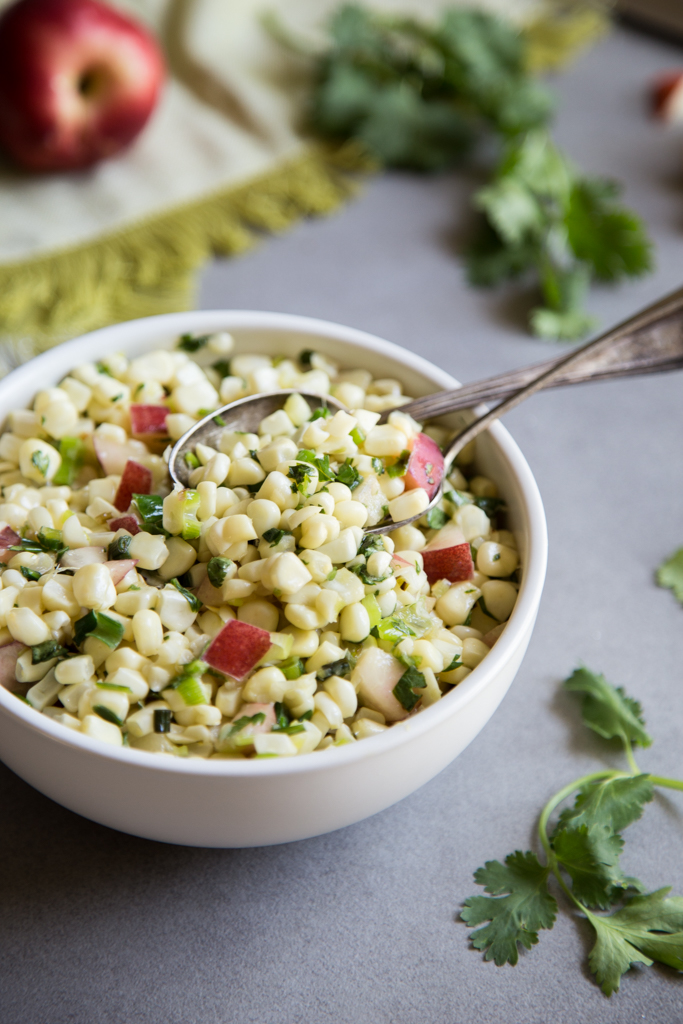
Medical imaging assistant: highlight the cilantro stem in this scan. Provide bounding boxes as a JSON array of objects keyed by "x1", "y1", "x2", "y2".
[
  {"x1": 648, "y1": 774, "x2": 683, "y2": 792},
  {"x1": 622, "y1": 735, "x2": 640, "y2": 775},
  {"x1": 537, "y1": 770, "x2": 626, "y2": 863}
]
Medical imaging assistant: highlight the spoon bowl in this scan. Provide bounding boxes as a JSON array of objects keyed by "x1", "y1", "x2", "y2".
[{"x1": 168, "y1": 390, "x2": 345, "y2": 487}]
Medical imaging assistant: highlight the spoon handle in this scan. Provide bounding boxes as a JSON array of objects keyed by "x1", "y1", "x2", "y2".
[
  {"x1": 397, "y1": 286, "x2": 683, "y2": 424},
  {"x1": 439, "y1": 284, "x2": 683, "y2": 468}
]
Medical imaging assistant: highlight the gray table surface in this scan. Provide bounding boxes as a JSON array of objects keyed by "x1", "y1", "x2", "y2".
[{"x1": 2, "y1": 23, "x2": 683, "y2": 1024}]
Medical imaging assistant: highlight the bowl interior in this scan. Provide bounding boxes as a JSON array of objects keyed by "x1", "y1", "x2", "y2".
[{"x1": 0, "y1": 311, "x2": 546, "y2": 776}]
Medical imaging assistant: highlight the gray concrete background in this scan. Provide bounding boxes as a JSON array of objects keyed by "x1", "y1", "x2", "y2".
[{"x1": 2, "y1": 23, "x2": 683, "y2": 1024}]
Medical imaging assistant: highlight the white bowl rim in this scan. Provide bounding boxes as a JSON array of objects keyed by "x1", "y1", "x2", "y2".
[{"x1": 0, "y1": 310, "x2": 547, "y2": 778}]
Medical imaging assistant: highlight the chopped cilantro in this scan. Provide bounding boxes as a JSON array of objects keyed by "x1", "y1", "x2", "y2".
[
  {"x1": 262, "y1": 528, "x2": 292, "y2": 547},
  {"x1": 288, "y1": 464, "x2": 313, "y2": 495},
  {"x1": 31, "y1": 639, "x2": 67, "y2": 664},
  {"x1": 296, "y1": 448, "x2": 335, "y2": 481},
  {"x1": 393, "y1": 664, "x2": 427, "y2": 711},
  {"x1": 132, "y1": 493, "x2": 167, "y2": 536},
  {"x1": 93, "y1": 705, "x2": 125, "y2": 727},
  {"x1": 207, "y1": 556, "x2": 233, "y2": 588},
  {"x1": 426, "y1": 507, "x2": 448, "y2": 529},
  {"x1": 178, "y1": 333, "x2": 210, "y2": 352},
  {"x1": 335, "y1": 460, "x2": 361, "y2": 490}
]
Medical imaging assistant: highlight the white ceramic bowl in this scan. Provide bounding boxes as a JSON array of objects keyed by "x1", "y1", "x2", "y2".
[{"x1": 0, "y1": 311, "x2": 547, "y2": 847}]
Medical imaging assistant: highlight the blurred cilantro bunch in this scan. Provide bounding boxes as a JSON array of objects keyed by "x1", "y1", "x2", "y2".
[{"x1": 278, "y1": 4, "x2": 653, "y2": 341}]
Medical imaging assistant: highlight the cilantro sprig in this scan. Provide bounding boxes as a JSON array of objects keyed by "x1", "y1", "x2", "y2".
[
  {"x1": 274, "y1": 4, "x2": 652, "y2": 340},
  {"x1": 462, "y1": 666, "x2": 683, "y2": 995}
]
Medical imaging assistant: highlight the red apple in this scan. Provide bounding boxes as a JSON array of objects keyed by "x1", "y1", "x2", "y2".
[
  {"x1": 104, "y1": 558, "x2": 137, "y2": 585},
  {"x1": 0, "y1": 641, "x2": 27, "y2": 691},
  {"x1": 108, "y1": 514, "x2": 140, "y2": 535},
  {"x1": 652, "y1": 71, "x2": 683, "y2": 123},
  {"x1": 204, "y1": 620, "x2": 272, "y2": 681},
  {"x1": 421, "y1": 522, "x2": 473, "y2": 585},
  {"x1": 404, "y1": 433, "x2": 444, "y2": 499},
  {"x1": 0, "y1": 0, "x2": 164, "y2": 171},
  {"x1": 0, "y1": 525, "x2": 21, "y2": 564},
  {"x1": 113, "y1": 458, "x2": 152, "y2": 513},
  {"x1": 130, "y1": 404, "x2": 169, "y2": 437}
]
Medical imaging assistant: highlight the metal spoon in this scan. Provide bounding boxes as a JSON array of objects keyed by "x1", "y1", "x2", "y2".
[{"x1": 168, "y1": 284, "x2": 683, "y2": 533}]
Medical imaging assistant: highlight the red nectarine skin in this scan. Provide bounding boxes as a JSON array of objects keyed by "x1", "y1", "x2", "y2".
[
  {"x1": 113, "y1": 458, "x2": 152, "y2": 512},
  {"x1": 204, "y1": 620, "x2": 273, "y2": 682},
  {"x1": 651, "y1": 71, "x2": 683, "y2": 122},
  {"x1": 404, "y1": 433, "x2": 444, "y2": 499},
  {"x1": 0, "y1": 0, "x2": 164, "y2": 171},
  {"x1": 422, "y1": 522, "x2": 474, "y2": 585}
]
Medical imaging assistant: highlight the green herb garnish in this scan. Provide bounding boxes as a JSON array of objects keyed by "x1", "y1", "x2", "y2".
[
  {"x1": 170, "y1": 577, "x2": 201, "y2": 612},
  {"x1": 310, "y1": 406, "x2": 331, "y2": 421},
  {"x1": 316, "y1": 654, "x2": 353, "y2": 681},
  {"x1": 178, "y1": 333, "x2": 210, "y2": 352},
  {"x1": 184, "y1": 452, "x2": 200, "y2": 470},
  {"x1": 426, "y1": 507, "x2": 448, "y2": 530},
  {"x1": 207, "y1": 556, "x2": 233, "y2": 588},
  {"x1": 53, "y1": 437, "x2": 85, "y2": 487},
  {"x1": 92, "y1": 705, "x2": 124, "y2": 727},
  {"x1": 154, "y1": 708, "x2": 172, "y2": 733},
  {"x1": 392, "y1": 664, "x2": 426, "y2": 711},
  {"x1": 107, "y1": 535, "x2": 132, "y2": 561},
  {"x1": 386, "y1": 451, "x2": 410, "y2": 478},
  {"x1": 296, "y1": 448, "x2": 335, "y2": 481},
  {"x1": 229, "y1": 712, "x2": 266, "y2": 737},
  {"x1": 262, "y1": 528, "x2": 292, "y2": 547},
  {"x1": 132, "y1": 493, "x2": 167, "y2": 536},
  {"x1": 280, "y1": 656, "x2": 305, "y2": 680},
  {"x1": 31, "y1": 639, "x2": 68, "y2": 664},
  {"x1": 335, "y1": 459, "x2": 361, "y2": 490},
  {"x1": 461, "y1": 666, "x2": 683, "y2": 996},
  {"x1": 73, "y1": 610, "x2": 124, "y2": 649},
  {"x1": 288, "y1": 464, "x2": 313, "y2": 495},
  {"x1": 19, "y1": 565, "x2": 42, "y2": 582},
  {"x1": 657, "y1": 548, "x2": 683, "y2": 604}
]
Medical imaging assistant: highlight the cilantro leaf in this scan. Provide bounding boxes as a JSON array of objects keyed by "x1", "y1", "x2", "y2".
[
  {"x1": 262, "y1": 528, "x2": 292, "y2": 547},
  {"x1": 553, "y1": 775, "x2": 653, "y2": 838},
  {"x1": 393, "y1": 664, "x2": 426, "y2": 711},
  {"x1": 178, "y1": 333, "x2": 210, "y2": 352},
  {"x1": 335, "y1": 460, "x2": 362, "y2": 490},
  {"x1": 296, "y1": 448, "x2": 335, "y2": 481},
  {"x1": 585, "y1": 889, "x2": 683, "y2": 996},
  {"x1": 207, "y1": 557, "x2": 233, "y2": 588},
  {"x1": 133, "y1": 493, "x2": 167, "y2": 536},
  {"x1": 657, "y1": 548, "x2": 683, "y2": 604},
  {"x1": 565, "y1": 179, "x2": 653, "y2": 283},
  {"x1": 564, "y1": 667, "x2": 652, "y2": 749},
  {"x1": 461, "y1": 851, "x2": 557, "y2": 966},
  {"x1": 552, "y1": 824, "x2": 634, "y2": 910},
  {"x1": 426, "y1": 507, "x2": 448, "y2": 529}
]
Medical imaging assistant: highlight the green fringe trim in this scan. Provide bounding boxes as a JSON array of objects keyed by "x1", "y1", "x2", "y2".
[{"x1": 0, "y1": 143, "x2": 370, "y2": 357}]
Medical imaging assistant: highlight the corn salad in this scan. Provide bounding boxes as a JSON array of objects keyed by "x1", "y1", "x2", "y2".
[{"x1": 0, "y1": 334, "x2": 520, "y2": 758}]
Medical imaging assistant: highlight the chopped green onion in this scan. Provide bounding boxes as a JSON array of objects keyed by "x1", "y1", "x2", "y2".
[
  {"x1": 359, "y1": 534, "x2": 384, "y2": 556},
  {"x1": 361, "y1": 594, "x2": 382, "y2": 629},
  {"x1": 154, "y1": 708, "x2": 172, "y2": 733},
  {"x1": 184, "y1": 452, "x2": 200, "y2": 470},
  {"x1": 310, "y1": 406, "x2": 331, "y2": 421},
  {"x1": 170, "y1": 577, "x2": 201, "y2": 612},
  {"x1": 326, "y1": 568, "x2": 337, "y2": 581},
  {"x1": 213, "y1": 414, "x2": 226, "y2": 427},
  {"x1": 36, "y1": 527, "x2": 65, "y2": 553},
  {"x1": 107, "y1": 535, "x2": 132, "y2": 560},
  {"x1": 31, "y1": 639, "x2": 68, "y2": 664},
  {"x1": 385, "y1": 450, "x2": 410, "y2": 478},
  {"x1": 228, "y1": 712, "x2": 266, "y2": 737},
  {"x1": 19, "y1": 565, "x2": 42, "y2": 582},
  {"x1": 299, "y1": 349, "x2": 315, "y2": 368},
  {"x1": 371, "y1": 457, "x2": 384, "y2": 475},
  {"x1": 370, "y1": 616, "x2": 415, "y2": 645},
  {"x1": 73, "y1": 610, "x2": 124, "y2": 649},
  {"x1": 93, "y1": 705, "x2": 124, "y2": 727},
  {"x1": 175, "y1": 676, "x2": 206, "y2": 706},
  {"x1": 444, "y1": 653, "x2": 462, "y2": 672},
  {"x1": 96, "y1": 682, "x2": 132, "y2": 692},
  {"x1": 350, "y1": 427, "x2": 365, "y2": 446},
  {"x1": 53, "y1": 437, "x2": 85, "y2": 487},
  {"x1": 280, "y1": 656, "x2": 304, "y2": 680},
  {"x1": 316, "y1": 654, "x2": 353, "y2": 681},
  {"x1": 95, "y1": 360, "x2": 113, "y2": 376},
  {"x1": 207, "y1": 556, "x2": 233, "y2": 588}
]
